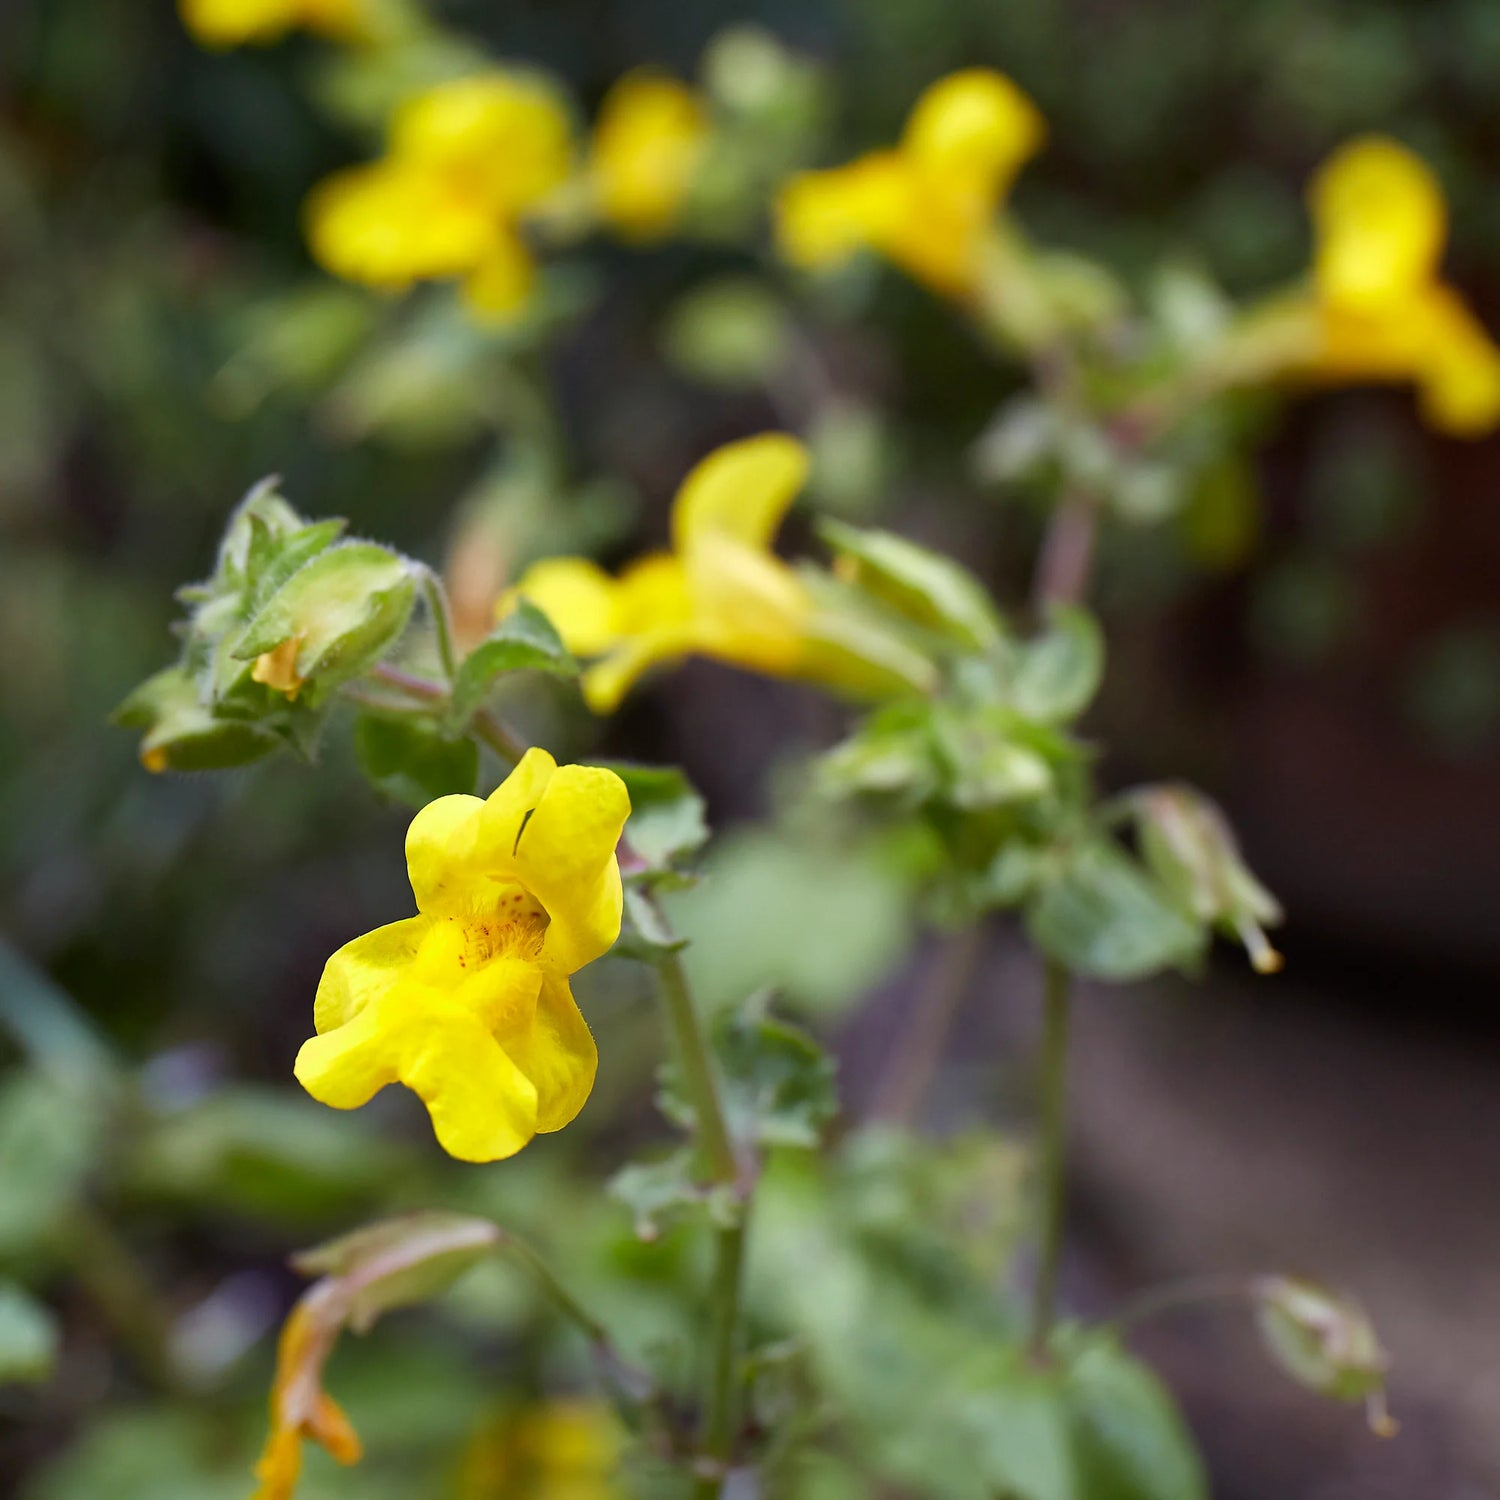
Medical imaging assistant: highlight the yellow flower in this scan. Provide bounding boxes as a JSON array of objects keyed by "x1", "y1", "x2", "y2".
[
  {"x1": 251, "y1": 1284, "x2": 362, "y2": 1500},
  {"x1": 776, "y1": 68, "x2": 1044, "y2": 300},
  {"x1": 503, "y1": 434, "x2": 934, "y2": 713},
  {"x1": 458, "y1": 1399, "x2": 623, "y2": 1500},
  {"x1": 590, "y1": 71, "x2": 710, "y2": 241},
  {"x1": 1304, "y1": 137, "x2": 1500, "y2": 435},
  {"x1": 294, "y1": 749, "x2": 629, "y2": 1162},
  {"x1": 306, "y1": 72, "x2": 574, "y2": 320},
  {"x1": 179, "y1": 0, "x2": 366, "y2": 48}
]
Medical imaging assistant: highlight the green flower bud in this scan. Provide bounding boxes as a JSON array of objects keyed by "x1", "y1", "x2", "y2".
[
  {"x1": 232, "y1": 543, "x2": 416, "y2": 705},
  {"x1": 1254, "y1": 1276, "x2": 1396, "y2": 1436},
  {"x1": 1132, "y1": 782, "x2": 1284, "y2": 972}
]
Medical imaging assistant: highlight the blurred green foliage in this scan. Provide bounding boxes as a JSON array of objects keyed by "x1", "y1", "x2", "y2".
[{"x1": 1, "y1": 0, "x2": 1493, "y2": 1493}]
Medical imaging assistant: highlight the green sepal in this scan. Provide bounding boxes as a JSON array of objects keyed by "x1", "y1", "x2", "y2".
[
  {"x1": 232, "y1": 541, "x2": 416, "y2": 703},
  {"x1": 112, "y1": 666, "x2": 280, "y2": 771}
]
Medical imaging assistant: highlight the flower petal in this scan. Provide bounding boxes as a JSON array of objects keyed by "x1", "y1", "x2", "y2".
[
  {"x1": 507, "y1": 975, "x2": 599, "y2": 1132},
  {"x1": 591, "y1": 71, "x2": 708, "y2": 240},
  {"x1": 313, "y1": 916, "x2": 431, "y2": 1034},
  {"x1": 295, "y1": 998, "x2": 409, "y2": 1111},
  {"x1": 901, "y1": 68, "x2": 1044, "y2": 208},
  {"x1": 305, "y1": 163, "x2": 499, "y2": 289},
  {"x1": 462, "y1": 230, "x2": 536, "y2": 324},
  {"x1": 670, "y1": 433, "x2": 809, "y2": 553},
  {"x1": 1312, "y1": 137, "x2": 1445, "y2": 312},
  {"x1": 476, "y1": 747, "x2": 559, "y2": 863},
  {"x1": 505, "y1": 764, "x2": 629, "y2": 971},
  {"x1": 399, "y1": 1015, "x2": 540, "y2": 1162},
  {"x1": 404, "y1": 794, "x2": 487, "y2": 916},
  {"x1": 580, "y1": 626, "x2": 700, "y2": 713},
  {"x1": 504, "y1": 556, "x2": 624, "y2": 657}
]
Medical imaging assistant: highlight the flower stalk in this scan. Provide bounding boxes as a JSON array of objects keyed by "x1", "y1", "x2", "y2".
[{"x1": 1028, "y1": 955, "x2": 1071, "y2": 1359}]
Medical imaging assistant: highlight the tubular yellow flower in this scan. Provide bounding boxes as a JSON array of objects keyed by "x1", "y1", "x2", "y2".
[
  {"x1": 305, "y1": 72, "x2": 574, "y2": 319},
  {"x1": 1305, "y1": 137, "x2": 1500, "y2": 435},
  {"x1": 179, "y1": 0, "x2": 366, "y2": 48},
  {"x1": 590, "y1": 71, "x2": 710, "y2": 241},
  {"x1": 775, "y1": 68, "x2": 1044, "y2": 301},
  {"x1": 294, "y1": 749, "x2": 629, "y2": 1162},
  {"x1": 458, "y1": 1399, "x2": 623, "y2": 1500},
  {"x1": 503, "y1": 434, "x2": 935, "y2": 713}
]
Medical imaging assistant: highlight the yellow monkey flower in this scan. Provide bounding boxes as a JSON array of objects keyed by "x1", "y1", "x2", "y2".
[
  {"x1": 294, "y1": 749, "x2": 629, "y2": 1162},
  {"x1": 458, "y1": 1399, "x2": 623, "y2": 1500},
  {"x1": 590, "y1": 71, "x2": 710, "y2": 240},
  {"x1": 775, "y1": 68, "x2": 1044, "y2": 301},
  {"x1": 1302, "y1": 138, "x2": 1500, "y2": 435},
  {"x1": 306, "y1": 72, "x2": 574, "y2": 321},
  {"x1": 179, "y1": 0, "x2": 369, "y2": 47},
  {"x1": 503, "y1": 434, "x2": 935, "y2": 713}
]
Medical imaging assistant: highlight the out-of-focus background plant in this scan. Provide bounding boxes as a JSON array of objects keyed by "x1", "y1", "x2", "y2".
[{"x1": 4, "y1": 2, "x2": 1500, "y2": 1498}]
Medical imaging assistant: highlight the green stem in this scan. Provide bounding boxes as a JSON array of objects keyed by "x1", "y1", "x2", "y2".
[
  {"x1": 646, "y1": 914, "x2": 748, "y2": 1495},
  {"x1": 1104, "y1": 1273, "x2": 1264, "y2": 1340},
  {"x1": 872, "y1": 922, "x2": 983, "y2": 1124},
  {"x1": 363, "y1": 663, "x2": 525, "y2": 766},
  {"x1": 1029, "y1": 956, "x2": 1072, "y2": 1359},
  {"x1": 418, "y1": 567, "x2": 460, "y2": 685},
  {"x1": 696, "y1": 1218, "x2": 748, "y2": 1497},
  {"x1": 653, "y1": 947, "x2": 739, "y2": 1188}
]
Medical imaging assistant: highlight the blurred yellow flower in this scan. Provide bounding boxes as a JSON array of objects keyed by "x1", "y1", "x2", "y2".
[
  {"x1": 1305, "y1": 137, "x2": 1500, "y2": 435},
  {"x1": 504, "y1": 434, "x2": 934, "y2": 713},
  {"x1": 590, "y1": 71, "x2": 710, "y2": 240},
  {"x1": 305, "y1": 72, "x2": 574, "y2": 321},
  {"x1": 251, "y1": 1284, "x2": 362, "y2": 1500},
  {"x1": 775, "y1": 68, "x2": 1044, "y2": 301},
  {"x1": 458, "y1": 1398, "x2": 623, "y2": 1500},
  {"x1": 179, "y1": 0, "x2": 366, "y2": 48},
  {"x1": 295, "y1": 748, "x2": 629, "y2": 1162}
]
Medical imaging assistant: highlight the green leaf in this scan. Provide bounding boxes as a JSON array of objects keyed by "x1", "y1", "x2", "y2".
[
  {"x1": 353, "y1": 714, "x2": 479, "y2": 808},
  {"x1": 819, "y1": 519, "x2": 1005, "y2": 652},
  {"x1": 816, "y1": 703, "x2": 938, "y2": 805},
  {"x1": 615, "y1": 884, "x2": 691, "y2": 961},
  {"x1": 0, "y1": 1073, "x2": 107, "y2": 1259},
  {"x1": 291, "y1": 1210, "x2": 502, "y2": 1333},
  {"x1": 1027, "y1": 839, "x2": 1206, "y2": 980},
  {"x1": 933, "y1": 706, "x2": 1053, "y2": 810},
  {"x1": 0, "y1": 1280, "x2": 58, "y2": 1383},
  {"x1": 661, "y1": 275, "x2": 792, "y2": 389},
  {"x1": 127, "y1": 1085, "x2": 409, "y2": 1223},
  {"x1": 1061, "y1": 1335, "x2": 1208, "y2": 1500},
  {"x1": 665, "y1": 829, "x2": 914, "y2": 1017},
  {"x1": 451, "y1": 599, "x2": 578, "y2": 721},
  {"x1": 607, "y1": 763, "x2": 708, "y2": 875},
  {"x1": 1011, "y1": 605, "x2": 1105, "y2": 724},
  {"x1": 663, "y1": 995, "x2": 838, "y2": 1150},
  {"x1": 608, "y1": 1148, "x2": 722, "y2": 1241}
]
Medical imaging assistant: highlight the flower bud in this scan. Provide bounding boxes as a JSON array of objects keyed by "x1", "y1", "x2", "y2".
[
  {"x1": 1254, "y1": 1276, "x2": 1396, "y2": 1435},
  {"x1": 1131, "y1": 783, "x2": 1284, "y2": 973},
  {"x1": 233, "y1": 543, "x2": 415, "y2": 705}
]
